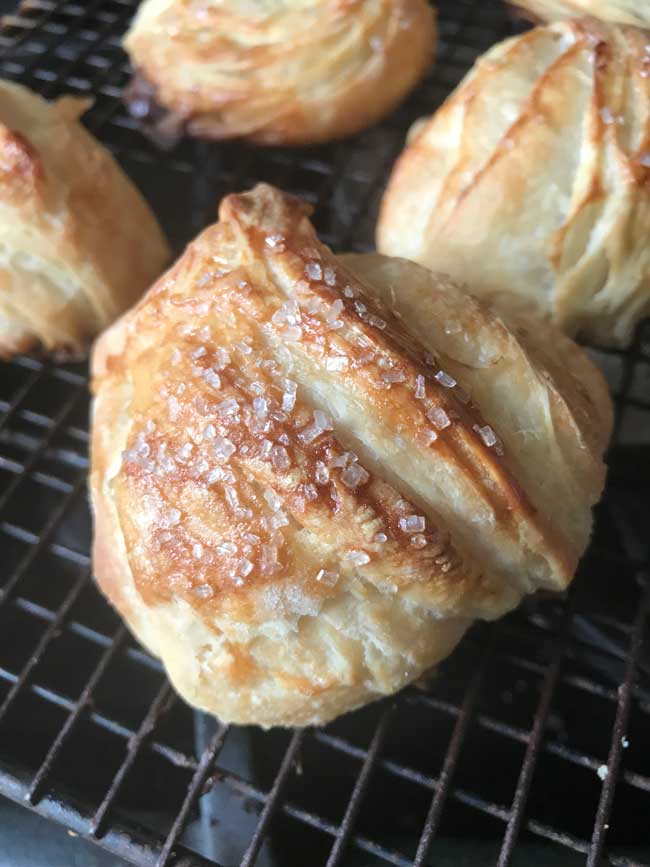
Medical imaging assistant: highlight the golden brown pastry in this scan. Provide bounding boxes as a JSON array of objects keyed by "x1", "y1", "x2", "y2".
[
  {"x1": 377, "y1": 18, "x2": 650, "y2": 348},
  {"x1": 0, "y1": 79, "x2": 170, "y2": 358},
  {"x1": 123, "y1": 0, "x2": 436, "y2": 145},
  {"x1": 511, "y1": 0, "x2": 650, "y2": 27},
  {"x1": 90, "y1": 184, "x2": 612, "y2": 727}
]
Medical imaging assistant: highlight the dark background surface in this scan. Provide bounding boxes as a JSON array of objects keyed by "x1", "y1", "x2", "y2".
[
  {"x1": 0, "y1": 2, "x2": 110, "y2": 864},
  {"x1": 0, "y1": 4, "x2": 115, "y2": 864},
  {"x1": 0, "y1": 1, "x2": 648, "y2": 867},
  {"x1": 0, "y1": 6, "x2": 117, "y2": 858}
]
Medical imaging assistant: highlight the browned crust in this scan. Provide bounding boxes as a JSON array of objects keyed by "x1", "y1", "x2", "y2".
[
  {"x1": 377, "y1": 17, "x2": 650, "y2": 348},
  {"x1": 92, "y1": 182, "x2": 607, "y2": 625},
  {"x1": 90, "y1": 183, "x2": 611, "y2": 726},
  {"x1": 0, "y1": 80, "x2": 170, "y2": 361},
  {"x1": 123, "y1": 0, "x2": 436, "y2": 146},
  {"x1": 220, "y1": 188, "x2": 578, "y2": 581},
  {"x1": 0, "y1": 126, "x2": 43, "y2": 190},
  {"x1": 509, "y1": 1, "x2": 650, "y2": 27}
]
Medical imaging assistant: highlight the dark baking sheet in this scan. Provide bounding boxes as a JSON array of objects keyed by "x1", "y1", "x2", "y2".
[{"x1": 0, "y1": 2, "x2": 649, "y2": 866}]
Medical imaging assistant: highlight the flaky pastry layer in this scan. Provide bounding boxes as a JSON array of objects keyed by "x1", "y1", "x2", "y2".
[
  {"x1": 512, "y1": 0, "x2": 650, "y2": 27},
  {"x1": 378, "y1": 18, "x2": 650, "y2": 347},
  {"x1": 123, "y1": 0, "x2": 436, "y2": 145},
  {"x1": 0, "y1": 79, "x2": 170, "y2": 358},
  {"x1": 91, "y1": 184, "x2": 612, "y2": 726}
]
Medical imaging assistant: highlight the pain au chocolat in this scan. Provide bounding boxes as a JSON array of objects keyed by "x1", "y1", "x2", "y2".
[{"x1": 90, "y1": 184, "x2": 612, "y2": 727}]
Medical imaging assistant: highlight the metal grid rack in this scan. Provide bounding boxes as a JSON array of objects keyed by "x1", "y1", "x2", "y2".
[{"x1": 0, "y1": 1, "x2": 648, "y2": 865}]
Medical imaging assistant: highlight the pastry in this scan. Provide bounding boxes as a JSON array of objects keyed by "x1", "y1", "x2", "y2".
[
  {"x1": 123, "y1": 0, "x2": 436, "y2": 146},
  {"x1": 511, "y1": 0, "x2": 650, "y2": 27},
  {"x1": 0, "y1": 79, "x2": 170, "y2": 358},
  {"x1": 377, "y1": 18, "x2": 650, "y2": 347},
  {"x1": 90, "y1": 184, "x2": 612, "y2": 727}
]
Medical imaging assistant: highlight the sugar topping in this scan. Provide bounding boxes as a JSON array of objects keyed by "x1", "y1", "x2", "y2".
[
  {"x1": 213, "y1": 436, "x2": 236, "y2": 462},
  {"x1": 315, "y1": 568, "x2": 339, "y2": 586},
  {"x1": 270, "y1": 444, "x2": 291, "y2": 470},
  {"x1": 264, "y1": 488, "x2": 282, "y2": 511},
  {"x1": 224, "y1": 486, "x2": 240, "y2": 512},
  {"x1": 233, "y1": 340, "x2": 252, "y2": 356},
  {"x1": 272, "y1": 299, "x2": 301, "y2": 326},
  {"x1": 127, "y1": 223, "x2": 512, "y2": 606},
  {"x1": 214, "y1": 348, "x2": 231, "y2": 370},
  {"x1": 260, "y1": 544, "x2": 278, "y2": 574},
  {"x1": 427, "y1": 406, "x2": 451, "y2": 430},
  {"x1": 399, "y1": 515, "x2": 426, "y2": 534},
  {"x1": 305, "y1": 262, "x2": 323, "y2": 281},
  {"x1": 347, "y1": 550, "x2": 371, "y2": 566},
  {"x1": 167, "y1": 395, "x2": 180, "y2": 421},
  {"x1": 326, "y1": 356, "x2": 348, "y2": 372},
  {"x1": 161, "y1": 508, "x2": 181, "y2": 528},
  {"x1": 419, "y1": 429, "x2": 438, "y2": 445},
  {"x1": 381, "y1": 368, "x2": 406, "y2": 386},
  {"x1": 283, "y1": 325, "x2": 303, "y2": 342},
  {"x1": 253, "y1": 397, "x2": 268, "y2": 417},
  {"x1": 600, "y1": 107, "x2": 622, "y2": 125},
  {"x1": 341, "y1": 462, "x2": 370, "y2": 489},
  {"x1": 474, "y1": 424, "x2": 497, "y2": 448},
  {"x1": 217, "y1": 398, "x2": 239, "y2": 417},
  {"x1": 434, "y1": 370, "x2": 456, "y2": 388},
  {"x1": 282, "y1": 379, "x2": 297, "y2": 412},
  {"x1": 178, "y1": 442, "x2": 193, "y2": 461},
  {"x1": 315, "y1": 461, "x2": 330, "y2": 485},
  {"x1": 326, "y1": 299, "x2": 344, "y2": 330},
  {"x1": 234, "y1": 557, "x2": 254, "y2": 579},
  {"x1": 299, "y1": 410, "x2": 333, "y2": 444},
  {"x1": 203, "y1": 369, "x2": 221, "y2": 390},
  {"x1": 269, "y1": 509, "x2": 289, "y2": 529}
]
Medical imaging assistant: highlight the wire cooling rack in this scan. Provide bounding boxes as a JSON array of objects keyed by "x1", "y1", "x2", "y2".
[{"x1": 0, "y1": 1, "x2": 649, "y2": 865}]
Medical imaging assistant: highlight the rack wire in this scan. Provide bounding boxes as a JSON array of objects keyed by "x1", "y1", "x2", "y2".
[{"x1": 0, "y1": 1, "x2": 649, "y2": 865}]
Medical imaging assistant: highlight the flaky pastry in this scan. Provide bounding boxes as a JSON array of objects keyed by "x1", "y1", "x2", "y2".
[
  {"x1": 123, "y1": 0, "x2": 436, "y2": 145},
  {"x1": 90, "y1": 184, "x2": 612, "y2": 727},
  {"x1": 377, "y1": 18, "x2": 650, "y2": 347},
  {"x1": 511, "y1": 1, "x2": 650, "y2": 27},
  {"x1": 0, "y1": 79, "x2": 170, "y2": 358}
]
